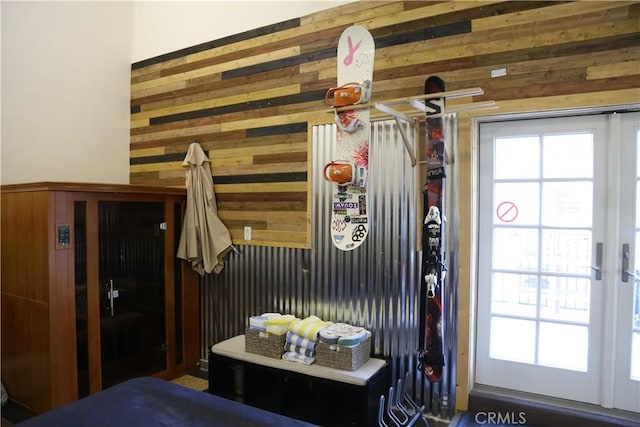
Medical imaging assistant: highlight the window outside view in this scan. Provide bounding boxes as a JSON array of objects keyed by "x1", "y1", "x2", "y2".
[{"x1": 489, "y1": 132, "x2": 594, "y2": 372}]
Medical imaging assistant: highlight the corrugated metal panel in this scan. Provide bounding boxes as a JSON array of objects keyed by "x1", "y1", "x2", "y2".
[
  {"x1": 311, "y1": 120, "x2": 420, "y2": 367},
  {"x1": 200, "y1": 245, "x2": 308, "y2": 342},
  {"x1": 200, "y1": 119, "x2": 458, "y2": 418}
]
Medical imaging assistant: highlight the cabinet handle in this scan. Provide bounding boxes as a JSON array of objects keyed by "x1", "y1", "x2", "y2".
[{"x1": 109, "y1": 279, "x2": 114, "y2": 317}]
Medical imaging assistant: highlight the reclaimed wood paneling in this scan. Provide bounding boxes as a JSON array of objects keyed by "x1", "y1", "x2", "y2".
[{"x1": 130, "y1": 1, "x2": 640, "y2": 248}]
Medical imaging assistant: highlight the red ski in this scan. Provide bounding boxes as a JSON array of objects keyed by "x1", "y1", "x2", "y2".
[{"x1": 418, "y1": 76, "x2": 446, "y2": 383}]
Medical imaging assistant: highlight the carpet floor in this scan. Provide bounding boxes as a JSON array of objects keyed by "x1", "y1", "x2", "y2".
[{"x1": 1, "y1": 372, "x2": 209, "y2": 425}]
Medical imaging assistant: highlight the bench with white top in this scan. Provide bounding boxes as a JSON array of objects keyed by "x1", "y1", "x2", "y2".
[{"x1": 208, "y1": 335, "x2": 390, "y2": 426}]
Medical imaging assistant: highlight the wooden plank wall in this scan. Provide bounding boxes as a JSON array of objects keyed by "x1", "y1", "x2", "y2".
[{"x1": 130, "y1": 1, "x2": 640, "y2": 249}]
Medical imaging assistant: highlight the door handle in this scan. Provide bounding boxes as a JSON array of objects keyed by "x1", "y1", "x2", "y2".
[
  {"x1": 106, "y1": 279, "x2": 119, "y2": 316},
  {"x1": 108, "y1": 279, "x2": 114, "y2": 317},
  {"x1": 591, "y1": 242, "x2": 603, "y2": 280},
  {"x1": 622, "y1": 243, "x2": 639, "y2": 283}
]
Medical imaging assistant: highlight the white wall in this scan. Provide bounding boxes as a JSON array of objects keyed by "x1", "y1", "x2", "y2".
[
  {"x1": 0, "y1": 0, "x2": 350, "y2": 186},
  {"x1": 1, "y1": 1, "x2": 133, "y2": 185}
]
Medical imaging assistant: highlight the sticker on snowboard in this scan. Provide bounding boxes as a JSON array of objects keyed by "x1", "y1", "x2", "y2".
[
  {"x1": 324, "y1": 25, "x2": 375, "y2": 251},
  {"x1": 418, "y1": 75, "x2": 446, "y2": 383}
]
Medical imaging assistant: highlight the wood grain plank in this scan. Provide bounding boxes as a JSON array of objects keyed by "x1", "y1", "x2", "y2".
[
  {"x1": 480, "y1": 75, "x2": 639, "y2": 102},
  {"x1": 50, "y1": 191, "x2": 78, "y2": 407},
  {"x1": 177, "y1": 2, "x2": 390, "y2": 65},
  {"x1": 219, "y1": 210, "x2": 306, "y2": 224},
  {"x1": 214, "y1": 171, "x2": 306, "y2": 185},
  {"x1": 226, "y1": 218, "x2": 308, "y2": 233},
  {"x1": 208, "y1": 134, "x2": 306, "y2": 154},
  {"x1": 155, "y1": 27, "x2": 339, "y2": 81},
  {"x1": 130, "y1": 147, "x2": 165, "y2": 158},
  {"x1": 218, "y1": 113, "x2": 312, "y2": 133},
  {"x1": 215, "y1": 191, "x2": 307, "y2": 202},
  {"x1": 373, "y1": 17, "x2": 638, "y2": 74},
  {"x1": 229, "y1": 229, "x2": 308, "y2": 247},
  {"x1": 131, "y1": 66, "x2": 299, "y2": 105},
  {"x1": 359, "y1": 0, "x2": 505, "y2": 29},
  {"x1": 254, "y1": 151, "x2": 307, "y2": 164},
  {"x1": 133, "y1": 15, "x2": 338, "y2": 85},
  {"x1": 214, "y1": 182, "x2": 306, "y2": 193},
  {"x1": 587, "y1": 59, "x2": 640, "y2": 79},
  {"x1": 132, "y1": 84, "x2": 301, "y2": 122},
  {"x1": 145, "y1": 90, "x2": 322, "y2": 126},
  {"x1": 130, "y1": 152, "x2": 186, "y2": 165},
  {"x1": 210, "y1": 155, "x2": 253, "y2": 168},
  {"x1": 213, "y1": 141, "x2": 307, "y2": 159},
  {"x1": 132, "y1": 46, "x2": 300, "y2": 96},
  {"x1": 129, "y1": 171, "x2": 160, "y2": 184},
  {"x1": 131, "y1": 119, "x2": 222, "y2": 139},
  {"x1": 130, "y1": 80, "x2": 188, "y2": 103},
  {"x1": 474, "y1": 88, "x2": 640, "y2": 117},
  {"x1": 445, "y1": 46, "x2": 640, "y2": 85},
  {"x1": 137, "y1": 66, "x2": 308, "y2": 110},
  {"x1": 472, "y1": 1, "x2": 633, "y2": 31},
  {"x1": 130, "y1": 161, "x2": 184, "y2": 173},
  {"x1": 213, "y1": 161, "x2": 307, "y2": 177},
  {"x1": 218, "y1": 201, "x2": 307, "y2": 212}
]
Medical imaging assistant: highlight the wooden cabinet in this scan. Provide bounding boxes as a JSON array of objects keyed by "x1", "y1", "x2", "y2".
[{"x1": 1, "y1": 183, "x2": 199, "y2": 414}]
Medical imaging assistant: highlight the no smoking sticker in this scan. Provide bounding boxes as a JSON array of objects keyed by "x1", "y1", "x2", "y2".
[{"x1": 496, "y1": 201, "x2": 518, "y2": 223}]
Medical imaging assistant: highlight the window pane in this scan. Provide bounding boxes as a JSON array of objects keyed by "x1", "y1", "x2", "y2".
[
  {"x1": 491, "y1": 272, "x2": 537, "y2": 318},
  {"x1": 543, "y1": 133, "x2": 593, "y2": 179},
  {"x1": 541, "y1": 229, "x2": 592, "y2": 275},
  {"x1": 539, "y1": 276, "x2": 590, "y2": 323},
  {"x1": 494, "y1": 228, "x2": 538, "y2": 271},
  {"x1": 495, "y1": 136, "x2": 540, "y2": 180},
  {"x1": 538, "y1": 322, "x2": 588, "y2": 371},
  {"x1": 494, "y1": 182, "x2": 539, "y2": 226},
  {"x1": 542, "y1": 181, "x2": 593, "y2": 228},
  {"x1": 490, "y1": 317, "x2": 536, "y2": 364}
]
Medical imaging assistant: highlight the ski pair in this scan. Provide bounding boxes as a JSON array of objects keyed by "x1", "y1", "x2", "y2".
[{"x1": 419, "y1": 76, "x2": 447, "y2": 383}]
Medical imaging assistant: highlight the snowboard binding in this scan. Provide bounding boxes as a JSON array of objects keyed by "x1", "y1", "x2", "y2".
[
  {"x1": 323, "y1": 160, "x2": 367, "y2": 187},
  {"x1": 334, "y1": 109, "x2": 365, "y2": 133},
  {"x1": 417, "y1": 348, "x2": 445, "y2": 382},
  {"x1": 325, "y1": 80, "x2": 372, "y2": 107}
]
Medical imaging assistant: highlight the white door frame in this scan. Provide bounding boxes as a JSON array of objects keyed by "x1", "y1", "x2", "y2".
[
  {"x1": 612, "y1": 112, "x2": 640, "y2": 412},
  {"x1": 475, "y1": 110, "x2": 640, "y2": 412}
]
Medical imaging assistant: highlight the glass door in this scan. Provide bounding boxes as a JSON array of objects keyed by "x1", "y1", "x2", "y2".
[
  {"x1": 477, "y1": 112, "x2": 640, "y2": 411},
  {"x1": 98, "y1": 201, "x2": 167, "y2": 388},
  {"x1": 614, "y1": 113, "x2": 640, "y2": 412}
]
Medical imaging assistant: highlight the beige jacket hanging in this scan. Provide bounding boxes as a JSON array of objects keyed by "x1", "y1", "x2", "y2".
[{"x1": 177, "y1": 142, "x2": 232, "y2": 275}]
